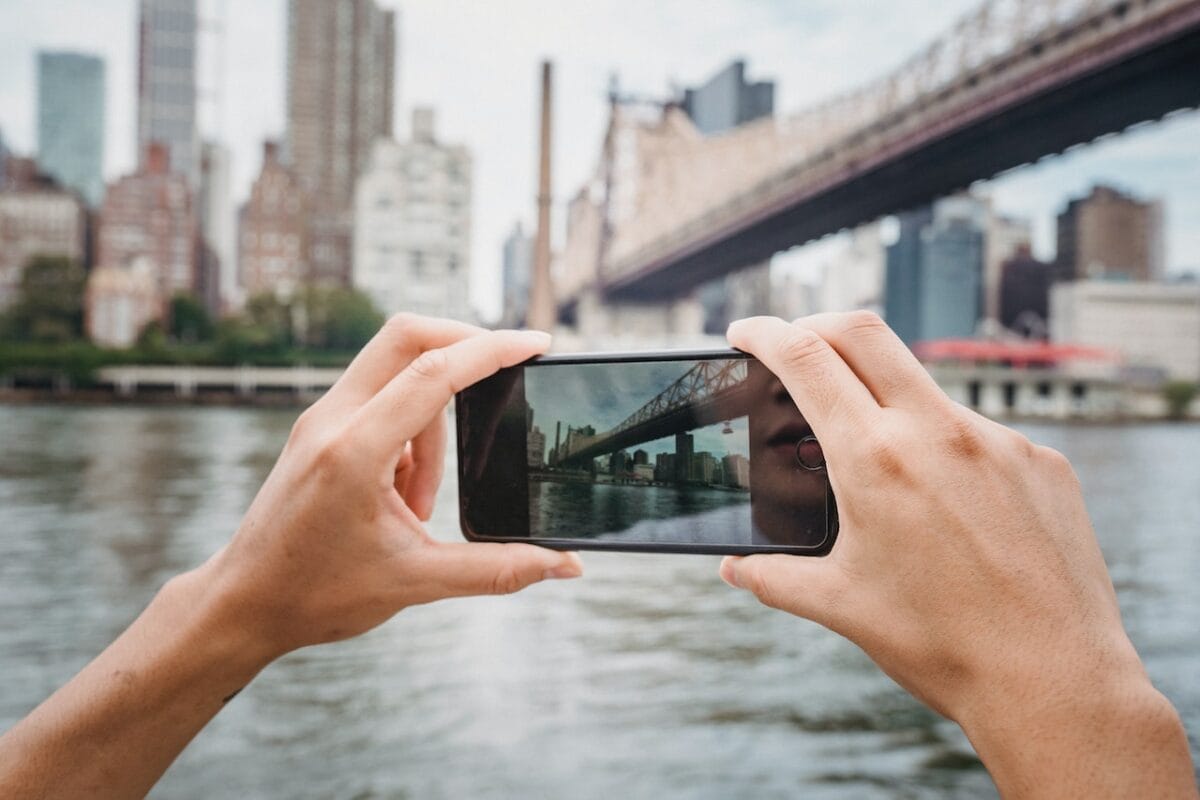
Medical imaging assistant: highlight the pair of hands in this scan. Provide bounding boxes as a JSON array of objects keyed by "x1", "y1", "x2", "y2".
[{"x1": 201, "y1": 311, "x2": 1191, "y2": 796}]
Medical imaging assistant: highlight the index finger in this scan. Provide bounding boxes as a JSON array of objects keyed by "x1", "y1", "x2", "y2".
[
  {"x1": 323, "y1": 314, "x2": 486, "y2": 411},
  {"x1": 354, "y1": 329, "x2": 552, "y2": 462},
  {"x1": 727, "y1": 316, "x2": 877, "y2": 451}
]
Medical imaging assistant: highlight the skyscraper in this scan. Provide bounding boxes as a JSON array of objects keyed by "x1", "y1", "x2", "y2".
[
  {"x1": 883, "y1": 207, "x2": 933, "y2": 345},
  {"x1": 675, "y1": 432, "x2": 694, "y2": 483},
  {"x1": 681, "y1": 60, "x2": 776, "y2": 333},
  {"x1": 884, "y1": 197, "x2": 985, "y2": 345},
  {"x1": 353, "y1": 108, "x2": 471, "y2": 320},
  {"x1": 37, "y1": 51, "x2": 106, "y2": 207},
  {"x1": 137, "y1": 0, "x2": 199, "y2": 185},
  {"x1": 1055, "y1": 185, "x2": 1163, "y2": 282},
  {"x1": 919, "y1": 197, "x2": 986, "y2": 341},
  {"x1": 286, "y1": 0, "x2": 396, "y2": 285}
]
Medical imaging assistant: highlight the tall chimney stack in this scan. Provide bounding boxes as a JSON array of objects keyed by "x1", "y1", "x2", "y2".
[{"x1": 527, "y1": 60, "x2": 556, "y2": 331}]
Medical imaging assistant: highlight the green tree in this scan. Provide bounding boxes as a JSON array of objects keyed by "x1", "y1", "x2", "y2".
[
  {"x1": 302, "y1": 286, "x2": 384, "y2": 350},
  {"x1": 1163, "y1": 380, "x2": 1197, "y2": 420},
  {"x1": 169, "y1": 293, "x2": 215, "y2": 343},
  {"x1": 4, "y1": 254, "x2": 86, "y2": 343},
  {"x1": 243, "y1": 292, "x2": 294, "y2": 349}
]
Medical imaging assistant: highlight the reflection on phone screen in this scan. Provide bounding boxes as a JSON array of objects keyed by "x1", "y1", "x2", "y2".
[{"x1": 458, "y1": 356, "x2": 832, "y2": 551}]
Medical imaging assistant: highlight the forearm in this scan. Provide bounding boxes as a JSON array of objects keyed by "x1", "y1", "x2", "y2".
[
  {"x1": 961, "y1": 670, "x2": 1197, "y2": 798},
  {"x1": 0, "y1": 562, "x2": 275, "y2": 799}
]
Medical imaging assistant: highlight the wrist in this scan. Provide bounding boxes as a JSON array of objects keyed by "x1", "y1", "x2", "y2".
[
  {"x1": 957, "y1": 652, "x2": 1188, "y2": 798},
  {"x1": 164, "y1": 558, "x2": 285, "y2": 681}
]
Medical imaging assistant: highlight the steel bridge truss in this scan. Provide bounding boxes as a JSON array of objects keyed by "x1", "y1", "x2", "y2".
[{"x1": 562, "y1": 359, "x2": 749, "y2": 461}]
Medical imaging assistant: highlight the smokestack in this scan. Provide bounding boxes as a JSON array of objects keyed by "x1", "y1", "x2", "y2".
[{"x1": 527, "y1": 60, "x2": 556, "y2": 331}]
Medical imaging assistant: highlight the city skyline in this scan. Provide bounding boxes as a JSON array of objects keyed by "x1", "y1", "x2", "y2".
[
  {"x1": 525, "y1": 360, "x2": 750, "y2": 463},
  {"x1": 2, "y1": 0, "x2": 1198, "y2": 323}
]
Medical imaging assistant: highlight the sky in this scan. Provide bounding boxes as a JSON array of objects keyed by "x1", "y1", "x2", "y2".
[
  {"x1": 2, "y1": 0, "x2": 1197, "y2": 321},
  {"x1": 525, "y1": 360, "x2": 749, "y2": 461}
]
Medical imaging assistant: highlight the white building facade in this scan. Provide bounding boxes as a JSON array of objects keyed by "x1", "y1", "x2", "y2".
[
  {"x1": 353, "y1": 108, "x2": 471, "y2": 321},
  {"x1": 1050, "y1": 280, "x2": 1200, "y2": 382}
]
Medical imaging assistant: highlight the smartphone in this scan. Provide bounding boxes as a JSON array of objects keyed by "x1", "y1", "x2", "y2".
[{"x1": 454, "y1": 349, "x2": 838, "y2": 555}]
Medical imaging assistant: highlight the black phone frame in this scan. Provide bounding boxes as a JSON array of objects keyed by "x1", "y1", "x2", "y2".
[{"x1": 454, "y1": 347, "x2": 838, "y2": 556}]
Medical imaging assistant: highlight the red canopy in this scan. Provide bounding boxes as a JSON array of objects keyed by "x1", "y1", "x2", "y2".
[{"x1": 913, "y1": 339, "x2": 1119, "y2": 367}]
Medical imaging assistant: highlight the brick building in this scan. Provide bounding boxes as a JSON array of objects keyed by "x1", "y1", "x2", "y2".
[
  {"x1": 239, "y1": 141, "x2": 309, "y2": 298},
  {"x1": 1055, "y1": 185, "x2": 1163, "y2": 281},
  {"x1": 96, "y1": 143, "x2": 196, "y2": 315},
  {"x1": 0, "y1": 157, "x2": 87, "y2": 309}
]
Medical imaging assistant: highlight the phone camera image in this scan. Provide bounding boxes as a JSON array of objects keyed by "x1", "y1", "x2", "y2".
[{"x1": 457, "y1": 353, "x2": 836, "y2": 554}]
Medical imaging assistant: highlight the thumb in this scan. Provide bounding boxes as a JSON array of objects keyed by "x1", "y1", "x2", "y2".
[
  {"x1": 720, "y1": 554, "x2": 847, "y2": 631},
  {"x1": 423, "y1": 542, "x2": 584, "y2": 599}
]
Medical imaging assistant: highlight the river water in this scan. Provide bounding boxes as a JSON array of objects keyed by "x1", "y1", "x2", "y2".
[{"x1": 0, "y1": 405, "x2": 1196, "y2": 799}]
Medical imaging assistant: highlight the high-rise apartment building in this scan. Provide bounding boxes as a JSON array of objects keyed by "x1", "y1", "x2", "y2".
[
  {"x1": 1000, "y1": 246, "x2": 1053, "y2": 337},
  {"x1": 681, "y1": 60, "x2": 774, "y2": 136},
  {"x1": 353, "y1": 109, "x2": 471, "y2": 320},
  {"x1": 286, "y1": 0, "x2": 396, "y2": 285},
  {"x1": 681, "y1": 60, "x2": 776, "y2": 333},
  {"x1": 0, "y1": 159, "x2": 87, "y2": 309},
  {"x1": 239, "y1": 141, "x2": 309, "y2": 298},
  {"x1": 884, "y1": 196, "x2": 986, "y2": 345},
  {"x1": 1055, "y1": 185, "x2": 1163, "y2": 281},
  {"x1": 502, "y1": 221, "x2": 533, "y2": 326},
  {"x1": 96, "y1": 143, "x2": 196, "y2": 312},
  {"x1": 137, "y1": 0, "x2": 199, "y2": 185},
  {"x1": 984, "y1": 211, "x2": 1032, "y2": 323},
  {"x1": 37, "y1": 51, "x2": 106, "y2": 207}
]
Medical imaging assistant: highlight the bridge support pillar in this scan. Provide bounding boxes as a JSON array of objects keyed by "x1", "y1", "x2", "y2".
[{"x1": 575, "y1": 288, "x2": 704, "y2": 341}]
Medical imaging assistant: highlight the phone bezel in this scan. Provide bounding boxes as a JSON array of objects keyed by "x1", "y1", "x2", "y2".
[{"x1": 455, "y1": 347, "x2": 838, "y2": 556}]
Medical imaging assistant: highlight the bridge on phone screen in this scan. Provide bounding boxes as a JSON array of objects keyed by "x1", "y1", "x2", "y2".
[
  {"x1": 555, "y1": 0, "x2": 1200, "y2": 308},
  {"x1": 555, "y1": 360, "x2": 750, "y2": 467}
]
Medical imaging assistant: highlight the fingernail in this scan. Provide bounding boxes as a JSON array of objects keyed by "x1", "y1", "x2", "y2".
[
  {"x1": 719, "y1": 557, "x2": 742, "y2": 589},
  {"x1": 544, "y1": 563, "x2": 581, "y2": 580}
]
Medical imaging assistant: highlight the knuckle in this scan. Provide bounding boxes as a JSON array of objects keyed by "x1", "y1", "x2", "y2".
[
  {"x1": 1007, "y1": 428, "x2": 1038, "y2": 461},
  {"x1": 840, "y1": 309, "x2": 888, "y2": 337},
  {"x1": 289, "y1": 405, "x2": 320, "y2": 442},
  {"x1": 407, "y1": 348, "x2": 451, "y2": 384},
  {"x1": 941, "y1": 411, "x2": 986, "y2": 460},
  {"x1": 384, "y1": 312, "x2": 417, "y2": 336},
  {"x1": 1036, "y1": 444, "x2": 1077, "y2": 480},
  {"x1": 742, "y1": 565, "x2": 782, "y2": 609},
  {"x1": 312, "y1": 432, "x2": 352, "y2": 473},
  {"x1": 857, "y1": 427, "x2": 905, "y2": 478},
  {"x1": 776, "y1": 326, "x2": 829, "y2": 372},
  {"x1": 489, "y1": 562, "x2": 526, "y2": 595}
]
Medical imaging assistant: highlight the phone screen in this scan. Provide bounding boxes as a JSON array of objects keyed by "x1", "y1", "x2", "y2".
[{"x1": 455, "y1": 351, "x2": 837, "y2": 555}]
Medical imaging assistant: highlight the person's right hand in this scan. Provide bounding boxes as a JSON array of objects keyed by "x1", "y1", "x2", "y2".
[{"x1": 722, "y1": 313, "x2": 1196, "y2": 799}]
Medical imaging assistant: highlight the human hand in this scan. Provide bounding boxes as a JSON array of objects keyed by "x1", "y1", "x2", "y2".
[
  {"x1": 721, "y1": 313, "x2": 1194, "y2": 797},
  {"x1": 198, "y1": 315, "x2": 582, "y2": 661}
]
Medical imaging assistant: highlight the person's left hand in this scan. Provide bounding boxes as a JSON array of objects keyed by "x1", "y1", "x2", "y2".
[{"x1": 195, "y1": 314, "x2": 582, "y2": 660}]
